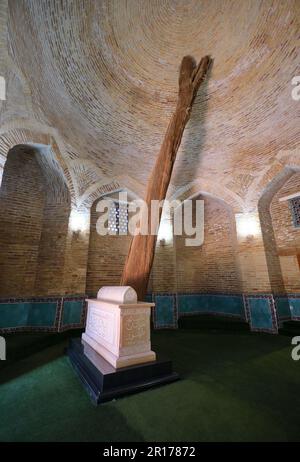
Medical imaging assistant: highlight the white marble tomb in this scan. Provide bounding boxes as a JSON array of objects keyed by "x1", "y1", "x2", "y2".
[{"x1": 82, "y1": 286, "x2": 156, "y2": 369}]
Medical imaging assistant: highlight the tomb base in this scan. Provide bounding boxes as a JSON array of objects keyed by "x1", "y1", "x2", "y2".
[{"x1": 66, "y1": 338, "x2": 179, "y2": 404}]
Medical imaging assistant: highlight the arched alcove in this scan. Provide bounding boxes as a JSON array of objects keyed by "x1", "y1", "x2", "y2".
[
  {"x1": 0, "y1": 145, "x2": 45, "y2": 296},
  {"x1": 175, "y1": 193, "x2": 242, "y2": 294},
  {"x1": 32, "y1": 144, "x2": 71, "y2": 295},
  {"x1": 0, "y1": 144, "x2": 71, "y2": 297},
  {"x1": 270, "y1": 171, "x2": 300, "y2": 294},
  {"x1": 258, "y1": 167, "x2": 296, "y2": 295}
]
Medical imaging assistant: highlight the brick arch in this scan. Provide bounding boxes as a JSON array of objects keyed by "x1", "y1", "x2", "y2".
[
  {"x1": 0, "y1": 124, "x2": 76, "y2": 204},
  {"x1": 170, "y1": 178, "x2": 245, "y2": 213},
  {"x1": 0, "y1": 143, "x2": 72, "y2": 296},
  {"x1": 245, "y1": 150, "x2": 300, "y2": 211},
  {"x1": 9, "y1": 143, "x2": 70, "y2": 205},
  {"x1": 257, "y1": 166, "x2": 300, "y2": 295},
  {"x1": 173, "y1": 189, "x2": 243, "y2": 294},
  {"x1": 79, "y1": 177, "x2": 142, "y2": 209},
  {"x1": 258, "y1": 166, "x2": 297, "y2": 209}
]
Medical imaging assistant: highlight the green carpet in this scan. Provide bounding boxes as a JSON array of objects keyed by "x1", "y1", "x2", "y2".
[{"x1": 0, "y1": 328, "x2": 299, "y2": 442}]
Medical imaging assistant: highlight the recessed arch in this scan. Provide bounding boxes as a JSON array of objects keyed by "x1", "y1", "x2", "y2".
[
  {"x1": 258, "y1": 166, "x2": 300, "y2": 296},
  {"x1": 0, "y1": 125, "x2": 76, "y2": 203},
  {"x1": 171, "y1": 178, "x2": 245, "y2": 213},
  {"x1": 0, "y1": 143, "x2": 71, "y2": 296},
  {"x1": 173, "y1": 190, "x2": 243, "y2": 294}
]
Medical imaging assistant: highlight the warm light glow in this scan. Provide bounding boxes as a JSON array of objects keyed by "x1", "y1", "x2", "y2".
[
  {"x1": 69, "y1": 209, "x2": 88, "y2": 233},
  {"x1": 157, "y1": 220, "x2": 173, "y2": 244},
  {"x1": 235, "y1": 213, "x2": 261, "y2": 238}
]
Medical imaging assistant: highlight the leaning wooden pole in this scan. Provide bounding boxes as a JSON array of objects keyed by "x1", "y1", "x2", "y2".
[{"x1": 121, "y1": 55, "x2": 212, "y2": 300}]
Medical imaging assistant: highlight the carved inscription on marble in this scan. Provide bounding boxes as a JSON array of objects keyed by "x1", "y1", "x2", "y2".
[
  {"x1": 121, "y1": 314, "x2": 149, "y2": 347},
  {"x1": 87, "y1": 308, "x2": 114, "y2": 345}
]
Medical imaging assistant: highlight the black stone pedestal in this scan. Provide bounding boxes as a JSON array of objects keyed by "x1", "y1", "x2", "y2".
[{"x1": 66, "y1": 338, "x2": 179, "y2": 404}]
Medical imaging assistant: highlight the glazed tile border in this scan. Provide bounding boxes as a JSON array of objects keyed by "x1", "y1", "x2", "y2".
[
  {"x1": 244, "y1": 294, "x2": 278, "y2": 334},
  {"x1": 0, "y1": 295, "x2": 86, "y2": 334}
]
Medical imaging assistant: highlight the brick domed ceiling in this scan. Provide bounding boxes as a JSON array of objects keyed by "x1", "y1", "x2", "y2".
[{"x1": 0, "y1": 0, "x2": 299, "y2": 209}]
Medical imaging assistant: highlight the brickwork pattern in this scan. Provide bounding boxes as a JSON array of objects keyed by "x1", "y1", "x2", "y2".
[
  {"x1": 0, "y1": 1, "x2": 300, "y2": 302},
  {"x1": 271, "y1": 173, "x2": 300, "y2": 293}
]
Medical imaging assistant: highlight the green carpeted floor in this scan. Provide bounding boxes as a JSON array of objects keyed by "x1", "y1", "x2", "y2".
[{"x1": 0, "y1": 327, "x2": 300, "y2": 442}]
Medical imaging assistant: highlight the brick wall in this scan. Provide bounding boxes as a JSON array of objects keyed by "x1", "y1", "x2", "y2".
[
  {"x1": 86, "y1": 198, "x2": 132, "y2": 295},
  {"x1": 0, "y1": 146, "x2": 76, "y2": 297},
  {"x1": 236, "y1": 211, "x2": 272, "y2": 293},
  {"x1": 35, "y1": 201, "x2": 70, "y2": 295},
  {"x1": 86, "y1": 196, "x2": 243, "y2": 296},
  {"x1": 63, "y1": 208, "x2": 91, "y2": 295},
  {"x1": 150, "y1": 214, "x2": 177, "y2": 293},
  {"x1": 271, "y1": 172, "x2": 300, "y2": 293},
  {"x1": 176, "y1": 196, "x2": 242, "y2": 293},
  {"x1": 1, "y1": 150, "x2": 300, "y2": 300},
  {"x1": 0, "y1": 147, "x2": 45, "y2": 296}
]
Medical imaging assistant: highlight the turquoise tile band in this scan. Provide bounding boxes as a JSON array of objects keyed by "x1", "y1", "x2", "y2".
[
  {"x1": 1, "y1": 293, "x2": 299, "y2": 334},
  {"x1": 244, "y1": 295, "x2": 278, "y2": 333},
  {"x1": 0, "y1": 301, "x2": 58, "y2": 330},
  {"x1": 177, "y1": 294, "x2": 245, "y2": 317},
  {"x1": 60, "y1": 299, "x2": 86, "y2": 331},
  {"x1": 0, "y1": 296, "x2": 86, "y2": 333},
  {"x1": 153, "y1": 294, "x2": 177, "y2": 329}
]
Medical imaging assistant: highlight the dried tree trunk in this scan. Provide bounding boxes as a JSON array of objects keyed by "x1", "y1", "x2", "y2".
[{"x1": 121, "y1": 55, "x2": 212, "y2": 300}]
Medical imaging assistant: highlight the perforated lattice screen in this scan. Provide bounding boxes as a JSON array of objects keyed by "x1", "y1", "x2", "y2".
[
  {"x1": 108, "y1": 202, "x2": 128, "y2": 235},
  {"x1": 289, "y1": 197, "x2": 300, "y2": 228}
]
